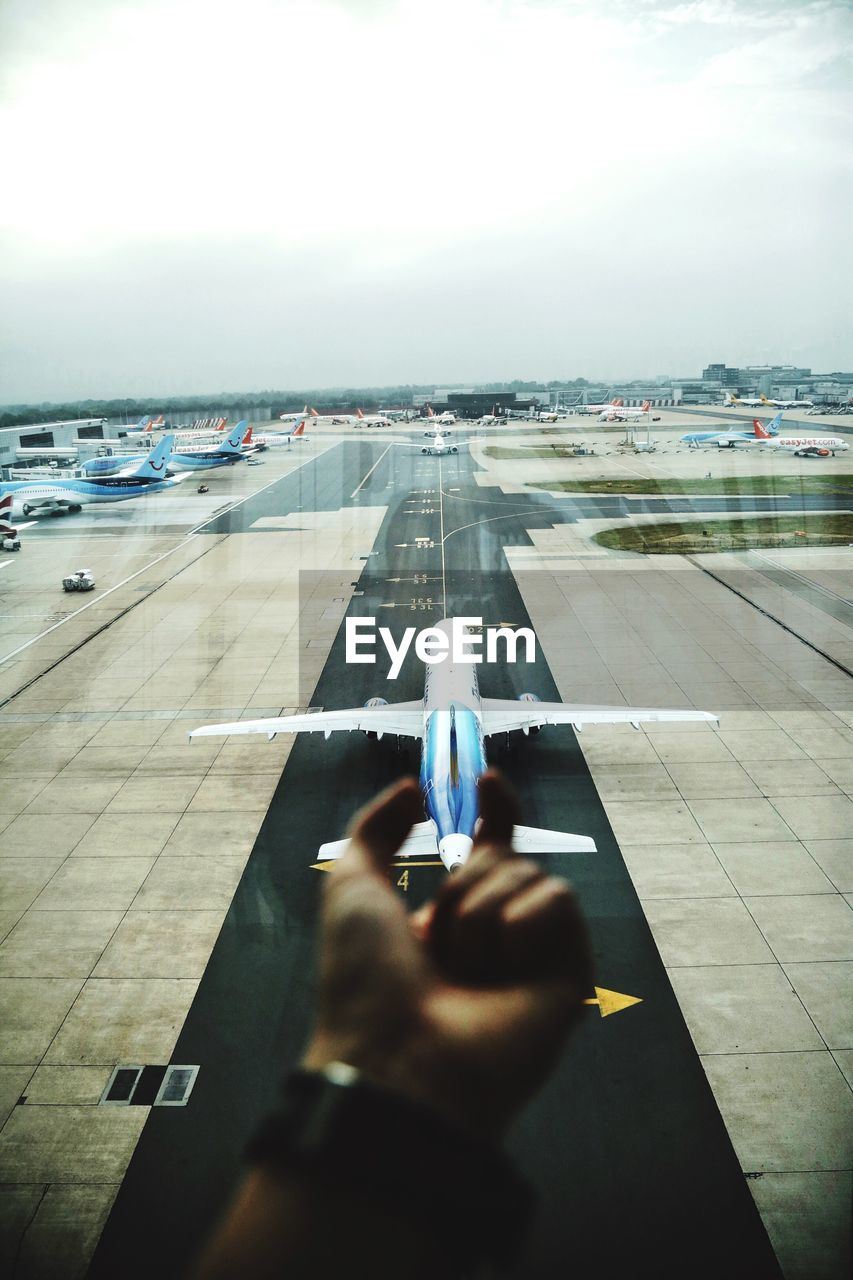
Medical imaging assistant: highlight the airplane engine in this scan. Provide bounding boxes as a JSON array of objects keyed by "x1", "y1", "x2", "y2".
[
  {"x1": 518, "y1": 691, "x2": 541, "y2": 734},
  {"x1": 421, "y1": 447, "x2": 428, "y2": 454},
  {"x1": 450, "y1": 446, "x2": 458, "y2": 453},
  {"x1": 363, "y1": 696, "x2": 388, "y2": 739}
]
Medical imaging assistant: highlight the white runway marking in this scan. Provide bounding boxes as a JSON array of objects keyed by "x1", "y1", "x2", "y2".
[{"x1": 351, "y1": 444, "x2": 392, "y2": 498}]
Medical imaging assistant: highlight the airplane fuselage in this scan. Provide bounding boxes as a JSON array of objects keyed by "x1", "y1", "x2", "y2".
[
  {"x1": 419, "y1": 637, "x2": 487, "y2": 868},
  {"x1": 2, "y1": 474, "x2": 178, "y2": 513}
]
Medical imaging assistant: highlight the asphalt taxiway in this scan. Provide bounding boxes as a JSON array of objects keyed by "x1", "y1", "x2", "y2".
[{"x1": 89, "y1": 440, "x2": 783, "y2": 1279}]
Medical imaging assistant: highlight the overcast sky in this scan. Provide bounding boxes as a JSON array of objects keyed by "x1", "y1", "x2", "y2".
[{"x1": 1, "y1": 0, "x2": 851, "y2": 402}]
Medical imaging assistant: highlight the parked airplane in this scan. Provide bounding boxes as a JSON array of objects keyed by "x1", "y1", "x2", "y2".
[
  {"x1": 189, "y1": 617, "x2": 718, "y2": 871},
  {"x1": 760, "y1": 393, "x2": 815, "y2": 410},
  {"x1": 751, "y1": 420, "x2": 848, "y2": 456},
  {"x1": 723, "y1": 392, "x2": 764, "y2": 408},
  {"x1": 425, "y1": 407, "x2": 458, "y2": 425},
  {"x1": 165, "y1": 422, "x2": 254, "y2": 471},
  {"x1": 1, "y1": 435, "x2": 181, "y2": 515},
  {"x1": 280, "y1": 405, "x2": 311, "y2": 423},
  {"x1": 354, "y1": 408, "x2": 393, "y2": 427},
  {"x1": 576, "y1": 396, "x2": 621, "y2": 415},
  {"x1": 680, "y1": 412, "x2": 783, "y2": 448},
  {"x1": 599, "y1": 401, "x2": 659, "y2": 423},
  {"x1": 250, "y1": 419, "x2": 309, "y2": 447}
]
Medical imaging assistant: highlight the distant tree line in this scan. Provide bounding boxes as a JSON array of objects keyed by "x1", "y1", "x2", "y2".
[{"x1": 0, "y1": 378, "x2": 595, "y2": 428}]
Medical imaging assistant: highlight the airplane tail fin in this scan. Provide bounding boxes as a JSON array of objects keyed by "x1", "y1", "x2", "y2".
[
  {"x1": 290, "y1": 419, "x2": 306, "y2": 438},
  {"x1": 219, "y1": 421, "x2": 249, "y2": 453},
  {"x1": 308, "y1": 406, "x2": 319, "y2": 417},
  {"x1": 0, "y1": 493, "x2": 18, "y2": 537},
  {"x1": 641, "y1": 400, "x2": 650, "y2": 411},
  {"x1": 132, "y1": 434, "x2": 174, "y2": 478},
  {"x1": 753, "y1": 419, "x2": 771, "y2": 439},
  {"x1": 767, "y1": 411, "x2": 782, "y2": 434},
  {"x1": 242, "y1": 426, "x2": 253, "y2": 446},
  {"x1": 760, "y1": 395, "x2": 772, "y2": 406},
  {"x1": 426, "y1": 406, "x2": 435, "y2": 418},
  {"x1": 356, "y1": 408, "x2": 364, "y2": 419}
]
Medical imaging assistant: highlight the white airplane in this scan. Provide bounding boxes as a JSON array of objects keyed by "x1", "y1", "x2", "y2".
[
  {"x1": 425, "y1": 407, "x2": 458, "y2": 426},
  {"x1": 599, "y1": 400, "x2": 659, "y2": 423},
  {"x1": 1, "y1": 435, "x2": 181, "y2": 516},
  {"x1": 189, "y1": 617, "x2": 718, "y2": 871},
  {"x1": 760, "y1": 393, "x2": 815, "y2": 410},
  {"x1": 353, "y1": 408, "x2": 393, "y2": 427},
  {"x1": 249, "y1": 419, "x2": 309, "y2": 447},
  {"x1": 751, "y1": 419, "x2": 848, "y2": 456},
  {"x1": 723, "y1": 392, "x2": 764, "y2": 408},
  {"x1": 280, "y1": 405, "x2": 311, "y2": 423}
]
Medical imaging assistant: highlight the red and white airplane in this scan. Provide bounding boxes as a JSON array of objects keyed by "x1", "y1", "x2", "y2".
[
  {"x1": 248, "y1": 419, "x2": 310, "y2": 447},
  {"x1": 599, "y1": 400, "x2": 659, "y2": 423},
  {"x1": 577, "y1": 396, "x2": 622, "y2": 416},
  {"x1": 751, "y1": 419, "x2": 848, "y2": 456}
]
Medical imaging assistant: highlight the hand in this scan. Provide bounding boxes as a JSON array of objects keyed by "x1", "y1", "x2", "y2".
[{"x1": 302, "y1": 770, "x2": 593, "y2": 1140}]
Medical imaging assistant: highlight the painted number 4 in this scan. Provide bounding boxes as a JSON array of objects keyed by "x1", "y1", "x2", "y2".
[{"x1": 396, "y1": 869, "x2": 410, "y2": 892}]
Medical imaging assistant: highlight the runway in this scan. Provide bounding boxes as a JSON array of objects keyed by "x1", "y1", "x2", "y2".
[{"x1": 90, "y1": 441, "x2": 782, "y2": 1279}]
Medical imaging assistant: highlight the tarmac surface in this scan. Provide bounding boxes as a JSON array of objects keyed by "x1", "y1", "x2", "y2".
[{"x1": 89, "y1": 440, "x2": 783, "y2": 1279}]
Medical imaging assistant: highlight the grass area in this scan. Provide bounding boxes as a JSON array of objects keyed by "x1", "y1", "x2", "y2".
[
  {"x1": 525, "y1": 474, "x2": 853, "y2": 496},
  {"x1": 594, "y1": 514, "x2": 853, "y2": 555}
]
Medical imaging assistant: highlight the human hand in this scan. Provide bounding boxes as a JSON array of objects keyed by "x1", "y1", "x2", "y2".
[{"x1": 302, "y1": 770, "x2": 593, "y2": 1140}]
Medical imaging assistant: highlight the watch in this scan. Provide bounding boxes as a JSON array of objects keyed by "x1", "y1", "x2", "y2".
[{"x1": 245, "y1": 1062, "x2": 534, "y2": 1268}]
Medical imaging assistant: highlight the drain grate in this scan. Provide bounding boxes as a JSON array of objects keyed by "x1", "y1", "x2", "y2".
[{"x1": 99, "y1": 1064, "x2": 199, "y2": 1107}]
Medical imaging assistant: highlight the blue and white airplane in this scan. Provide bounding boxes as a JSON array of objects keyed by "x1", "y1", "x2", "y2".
[
  {"x1": 681, "y1": 411, "x2": 782, "y2": 448},
  {"x1": 2, "y1": 435, "x2": 181, "y2": 516},
  {"x1": 189, "y1": 618, "x2": 718, "y2": 871},
  {"x1": 165, "y1": 421, "x2": 253, "y2": 471}
]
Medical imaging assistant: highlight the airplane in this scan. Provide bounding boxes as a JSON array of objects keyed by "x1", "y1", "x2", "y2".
[
  {"x1": 751, "y1": 419, "x2": 849, "y2": 456},
  {"x1": 164, "y1": 422, "x2": 255, "y2": 471},
  {"x1": 0, "y1": 493, "x2": 29, "y2": 548},
  {"x1": 1, "y1": 435, "x2": 181, "y2": 516},
  {"x1": 280, "y1": 405, "x2": 311, "y2": 423},
  {"x1": 599, "y1": 401, "x2": 660, "y2": 423},
  {"x1": 575, "y1": 396, "x2": 621, "y2": 415},
  {"x1": 397, "y1": 429, "x2": 488, "y2": 456},
  {"x1": 680, "y1": 411, "x2": 783, "y2": 448},
  {"x1": 188, "y1": 617, "x2": 718, "y2": 871},
  {"x1": 249, "y1": 419, "x2": 309, "y2": 447},
  {"x1": 723, "y1": 392, "x2": 764, "y2": 408},
  {"x1": 353, "y1": 408, "x2": 393, "y2": 427},
  {"x1": 425, "y1": 407, "x2": 458, "y2": 426},
  {"x1": 760, "y1": 393, "x2": 815, "y2": 410}
]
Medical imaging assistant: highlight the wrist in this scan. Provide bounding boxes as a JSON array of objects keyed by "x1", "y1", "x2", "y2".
[
  {"x1": 246, "y1": 1065, "x2": 534, "y2": 1270},
  {"x1": 301, "y1": 1032, "x2": 505, "y2": 1142}
]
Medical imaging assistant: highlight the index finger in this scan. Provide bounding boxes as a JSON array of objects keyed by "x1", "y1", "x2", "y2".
[{"x1": 340, "y1": 776, "x2": 423, "y2": 878}]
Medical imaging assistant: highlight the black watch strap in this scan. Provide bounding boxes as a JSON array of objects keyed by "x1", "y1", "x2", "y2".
[{"x1": 245, "y1": 1065, "x2": 534, "y2": 1268}]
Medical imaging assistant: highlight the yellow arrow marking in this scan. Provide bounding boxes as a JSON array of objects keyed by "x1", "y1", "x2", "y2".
[{"x1": 584, "y1": 987, "x2": 643, "y2": 1018}]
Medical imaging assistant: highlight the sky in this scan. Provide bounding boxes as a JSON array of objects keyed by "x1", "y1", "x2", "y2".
[{"x1": 1, "y1": 0, "x2": 851, "y2": 402}]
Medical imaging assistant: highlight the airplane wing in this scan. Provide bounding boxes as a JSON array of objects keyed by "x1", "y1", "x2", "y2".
[
  {"x1": 189, "y1": 701, "x2": 424, "y2": 742},
  {"x1": 480, "y1": 698, "x2": 718, "y2": 735}
]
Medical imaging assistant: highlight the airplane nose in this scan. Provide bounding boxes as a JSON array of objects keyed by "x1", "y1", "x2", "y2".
[{"x1": 438, "y1": 834, "x2": 473, "y2": 872}]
